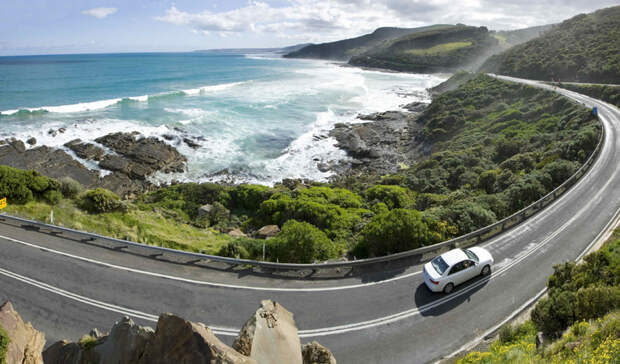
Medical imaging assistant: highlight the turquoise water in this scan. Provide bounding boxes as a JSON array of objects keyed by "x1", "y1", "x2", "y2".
[{"x1": 0, "y1": 52, "x2": 445, "y2": 184}]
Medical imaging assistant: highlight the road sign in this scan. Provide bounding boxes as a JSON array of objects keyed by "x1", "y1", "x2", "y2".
[{"x1": 0, "y1": 197, "x2": 6, "y2": 209}]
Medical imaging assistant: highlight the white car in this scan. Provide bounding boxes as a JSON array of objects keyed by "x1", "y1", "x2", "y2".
[{"x1": 423, "y1": 247, "x2": 494, "y2": 293}]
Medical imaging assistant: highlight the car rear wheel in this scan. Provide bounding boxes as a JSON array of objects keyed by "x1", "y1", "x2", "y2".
[
  {"x1": 443, "y1": 283, "x2": 454, "y2": 294},
  {"x1": 481, "y1": 265, "x2": 491, "y2": 276}
]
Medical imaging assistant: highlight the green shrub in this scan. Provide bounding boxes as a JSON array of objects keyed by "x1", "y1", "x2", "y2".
[
  {"x1": 230, "y1": 184, "x2": 273, "y2": 211},
  {"x1": 59, "y1": 177, "x2": 83, "y2": 198},
  {"x1": 365, "y1": 185, "x2": 414, "y2": 209},
  {"x1": 272, "y1": 220, "x2": 337, "y2": 263},
  {"x1": 0, "y1": 165, "x2": 61, "y2": 204},
  {"x1": 0, "y1": 325, "x2": 9, "y2": 364},
  {"x1": 358, "y1": 209, "x2": 430, "y2": 257},
  {"x1": 78, "y1": 188, "x2": 125, "y2": 213},
  {"x1": 43, "y1": 189, "x2": 63, "y2": 205}
]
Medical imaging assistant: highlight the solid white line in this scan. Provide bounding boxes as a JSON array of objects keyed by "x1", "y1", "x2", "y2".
[{"x1": 0, "y1": 233, "x2": 422, "y2": 292}]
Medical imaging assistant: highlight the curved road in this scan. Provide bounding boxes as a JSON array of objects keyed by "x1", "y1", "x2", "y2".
[{"x1": 1, "y1": 77, "x2": 620, "y2": 363}]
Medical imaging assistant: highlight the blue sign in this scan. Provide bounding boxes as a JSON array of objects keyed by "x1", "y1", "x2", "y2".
[{"x1": 593, "y1": 107, "x2": 598, "y2": 116}]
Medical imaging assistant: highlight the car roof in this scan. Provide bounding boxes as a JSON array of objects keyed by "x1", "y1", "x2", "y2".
[{"x1": 440, "y1": 249, "x2": 468, "y2": 266}]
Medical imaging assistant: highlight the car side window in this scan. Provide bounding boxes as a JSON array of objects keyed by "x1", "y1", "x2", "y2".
[
  {"x1": 463, "y1": 260, "x2": 474, "y2": 269},
  {"x1": 449, "y1": 262, "x2": 464, "y2": 275}
]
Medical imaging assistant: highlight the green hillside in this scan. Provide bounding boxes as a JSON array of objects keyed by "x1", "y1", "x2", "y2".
[
  {"x1": 348, "y1": 25, "x2": 499, "y2": 73},
  {"x1": 283, "y1": 25, "x2": 453, "y2": 61},
  {"x1": 481, "y1": 6, "x2": 620, "y2": 83}
]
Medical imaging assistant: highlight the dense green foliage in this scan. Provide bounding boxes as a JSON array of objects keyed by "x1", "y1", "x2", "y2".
[
  {"x1": 349, "y1": 25, "x2": 499, "y2": 73},
  {"x1": 0, "y1": 325, "x2": 9, "y2": 364},
  {"x1": 271, "y1": 220, "x2": 338, "y2": 263},
  {"x1": 0, "y1": 165, "x2": 62, "y2": 204},
  {"x1": 554, "y1": 82, "x2": 620, "y2": 109},
  {"x1": 481, "y1": 6, "x2": 620, "y2": 83},
  {"x1": 78, "y1": 188, "x2": 126, "y2": 213},
  {"x1": 531, "y1": 230, "x2": 620, "y2": 337}
]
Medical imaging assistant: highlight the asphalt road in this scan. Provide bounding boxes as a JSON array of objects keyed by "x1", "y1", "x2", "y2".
[{"x1": 1, "y1": 77, "x2": 620, "y2": 363}]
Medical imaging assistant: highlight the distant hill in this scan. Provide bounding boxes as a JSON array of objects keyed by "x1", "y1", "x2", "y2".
[
  {"x1": 480, "y1": 6, "x2": 620, "y2": 83},
  {"x1": 348, "y1": 25, "x2": 499, "y2": 73},
  {"x1": 283, "y1": 25, "x2": 452, "y2": 61},
  {"x1": 194, "y1": 43, "x2": 311, "y2": 55},
  {"x1": 492, "y1": 24, "x2": 552, "y2": 50}
]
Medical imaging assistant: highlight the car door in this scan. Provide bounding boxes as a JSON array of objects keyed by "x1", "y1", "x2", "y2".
[
  {"x1": 461, "y1": 260, "x2": 478, "y2": 282},
  {"x1": 447, "y1": 261, "x2": 467, "y2": 285}
]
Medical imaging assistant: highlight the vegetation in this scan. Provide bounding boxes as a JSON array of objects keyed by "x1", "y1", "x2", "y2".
[
  {"x1": 0, "y1": 74, "x2": 600, "y2": 263},
  {"x1": 481, "y1": 6, "x2": 620, "y2": 83},
  {"x1": 0, "y1": 325, "x2": 9, "y2": 364},
  {"x1": 0, "y1": 165, "x2": 62, "y2": 205},
  {"x1": 79, "y1": 334, "x2": 100, "y2": 351},
  {"x1": 349, "y1": 25, "x2": 499, "y2": 73},
  {"x1": 457, "y1": 227, "x2": 620, "y2": 363},
  {"x1": 553, "y1": 82, "x2": 620, "y2": 109}
]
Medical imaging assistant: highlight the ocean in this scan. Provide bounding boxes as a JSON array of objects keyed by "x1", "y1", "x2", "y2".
[{"x1": 0, "y1": 52, "x2": 446, "y2": 185}]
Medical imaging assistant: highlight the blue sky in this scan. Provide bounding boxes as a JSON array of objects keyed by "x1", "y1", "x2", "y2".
[{"x1": 1, "y1": 0, "x2": 618, "y2": 56}]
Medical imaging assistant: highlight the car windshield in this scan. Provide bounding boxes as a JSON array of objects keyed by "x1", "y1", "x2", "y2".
[
  {"x1": 431, "y1": 256, "x2": 449, "y2": 275},
  {"x1": 463, "y1": 249, "x2": 479, "y2": 263}
]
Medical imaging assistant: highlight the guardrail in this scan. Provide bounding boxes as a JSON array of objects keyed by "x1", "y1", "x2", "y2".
[{"x1": 0, "y1": 106, "x2": 606, "y2": 278}]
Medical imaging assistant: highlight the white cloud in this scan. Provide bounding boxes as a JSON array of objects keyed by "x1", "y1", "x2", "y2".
[
  {"x1": 81, "y1": 7, "x2": 118, "y2": 19},
  {"x1": 155, "y1": 0, "x2": 619, "y2": 42}
]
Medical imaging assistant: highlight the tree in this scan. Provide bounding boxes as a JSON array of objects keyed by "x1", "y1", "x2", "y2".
[
  {"x1": 358, "y1": 209, "x2": 430, "y2": 257},
  {"x1": 272, "y1": 220, "x2": 337, "y2": 263}
]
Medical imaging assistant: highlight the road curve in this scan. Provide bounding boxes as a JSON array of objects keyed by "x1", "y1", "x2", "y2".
[{"x1": 1, "y1": 77, "x2": 620, "y2": 363}]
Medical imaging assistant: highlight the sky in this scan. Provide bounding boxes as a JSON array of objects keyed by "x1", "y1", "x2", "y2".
[{"x1": 1, "y1": 0, "x2": 618, "y2": 56}]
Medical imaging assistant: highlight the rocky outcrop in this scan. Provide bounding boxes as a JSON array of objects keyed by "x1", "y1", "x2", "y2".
[
  {"x1": 0, "y1": 131, "x2": 188, "y2": 198},
  {"x1": 328, "y1": 107, "x2": 427, "y2": 175},
  {"x1": 256, "y1": 225, "x2": 280, "y2": 239},
  {"x1": 2, "y1": 298, "x2": 335, "y2": 364},
  {"x1": 233, "y1": 300, "x2": 302, "y2": 364},
  {"x1": 65, "y1": 139, "x2": 105, "y2": 161},
  {"x1": 302, "y1": 342, "x2": 337, "y2": 364},
  {"x1": 95, "y1": 132, "x2": 186, "y2": 177},
  {"x1": 0, "y1": 301, "x2": 45, "y2": 364},
  {"x1": 139, "y1": 313, "x2": 255, "y2": 364}
]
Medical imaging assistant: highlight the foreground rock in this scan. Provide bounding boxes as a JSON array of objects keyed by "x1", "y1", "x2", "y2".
[
  {"x1": 0, "y1": 301, "x2": 45, "y2": 364},
  {"x1": 302, "y1": 342, "x2": 337, "y2": 364},
  {"x1": 233, "y1": 300, "x2": 302, "y2": 364}
]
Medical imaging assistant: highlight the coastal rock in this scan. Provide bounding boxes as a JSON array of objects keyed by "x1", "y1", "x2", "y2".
[
  {"x1": 95, "y1": 132, "x2": 186, "y2": 175},
  {"x1": 26, "y1": 137, "x2": 37, "y2": 146},
  {"x1": 256, "y1": 225, "x2": 280, "y2": 239},
  {"x1": 302, "y1": 341, "x2": 337, "y2": 364},
  {"x1": 99, "y1": 154, "x2": 130, "y2": 174},
  {"x1": 233, "y1": 300, "x2": 302, "y2": 364},
  {"x1": 0, "y1": 301, "x2": 45, "y2": 364},
  {"x1": 65, "y1": 139, "x2": 105, "y2": 161},
  {"x1": 0, "y1": 144, "x2": 100, "y2": 187},
  {"x1": 139, "y1": 313, "x2": 256, "y2": 364},
  {"x1": 43, "y1": 341, "x2": 99, "y2": 364},
  {"x1": 183, "y1": 137, "x2": 201, "y2": 149}
]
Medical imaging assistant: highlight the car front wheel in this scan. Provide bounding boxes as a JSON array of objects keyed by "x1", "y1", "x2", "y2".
[
  {"x1": 443, "y1": 283, "x2": 454, "y2": 294},
  {"x1": 481, "y1": 265, "x2": 491, "y2": 276}
]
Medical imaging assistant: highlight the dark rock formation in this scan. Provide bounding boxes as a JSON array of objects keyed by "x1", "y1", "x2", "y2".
[
  {"x1": 302, "y1": 342, "x2": 337, "y2": 364},
  {"x1": 328, "y1": 107, "x2": 427, "y2": 175},
  {"x1": 256, "y1": 225, "x2": 280, "y2": 239},
  {"x1": 0, "y1": 301, "x2": 45, "y2": 364},
  {"x1": 65, "y1": 139, "x2": 105, "y2": 161}
]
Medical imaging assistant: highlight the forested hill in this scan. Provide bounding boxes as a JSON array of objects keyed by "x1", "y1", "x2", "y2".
[
  {"x1": 283, "y1": 25, "x2": 453, "y2": 61},
  {"x1": 348, "y1": 25, "x2": 499, "y2": 73},
  {"x1": 480, "y1": 5, "x2": 620, "y2": 83}
]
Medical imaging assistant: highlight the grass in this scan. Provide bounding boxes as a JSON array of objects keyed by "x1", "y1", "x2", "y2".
[
  {"x1": 79, "y1": 334, "x2": 100, "y2": 350},
  {"x1": 405, "y1": 41, "x2": 472, "y2": 55},
  {"x1": 4, "y1": 199, "x2": 232, "y2": 254},
  {"x1": 493, "y1": 34, "x2": 507, "y2": 45},
  {"x1": 0, "y1": 325, "x2": 9, "y2": 364}
]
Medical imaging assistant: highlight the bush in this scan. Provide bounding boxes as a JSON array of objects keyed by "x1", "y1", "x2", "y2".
[
  {"x1": 358, "y1": 209, "x2": 430, "y2": 257},
  {"x1": 78, "y1": 188, "x2": 125, "y2": 213},
  {"x1": 0, "y1": 325, "x2": 9, "y2": 364},
  {"x1": 230, "y1": 184, "x2": 272, "y2": 211},
  {"x1": 59, "y1": 177, "x2": 83, "y2": 198},
  {"x1": 43, "y1": 189, "x2": 63, "y2": 205},
  {"x1": 271, "y1": 220, "x2": 337, "y2": 263},
  {"x1": 0, "y1": 165, "x2": 61, "y2": 204},
  {"x1": 365, "y1": 185, "x2": 413, "y2": 209}
]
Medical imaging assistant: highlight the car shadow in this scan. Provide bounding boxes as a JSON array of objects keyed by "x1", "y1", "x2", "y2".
[{"x1": 414, "y1": 274, "x2": 490, "y2": 317}]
